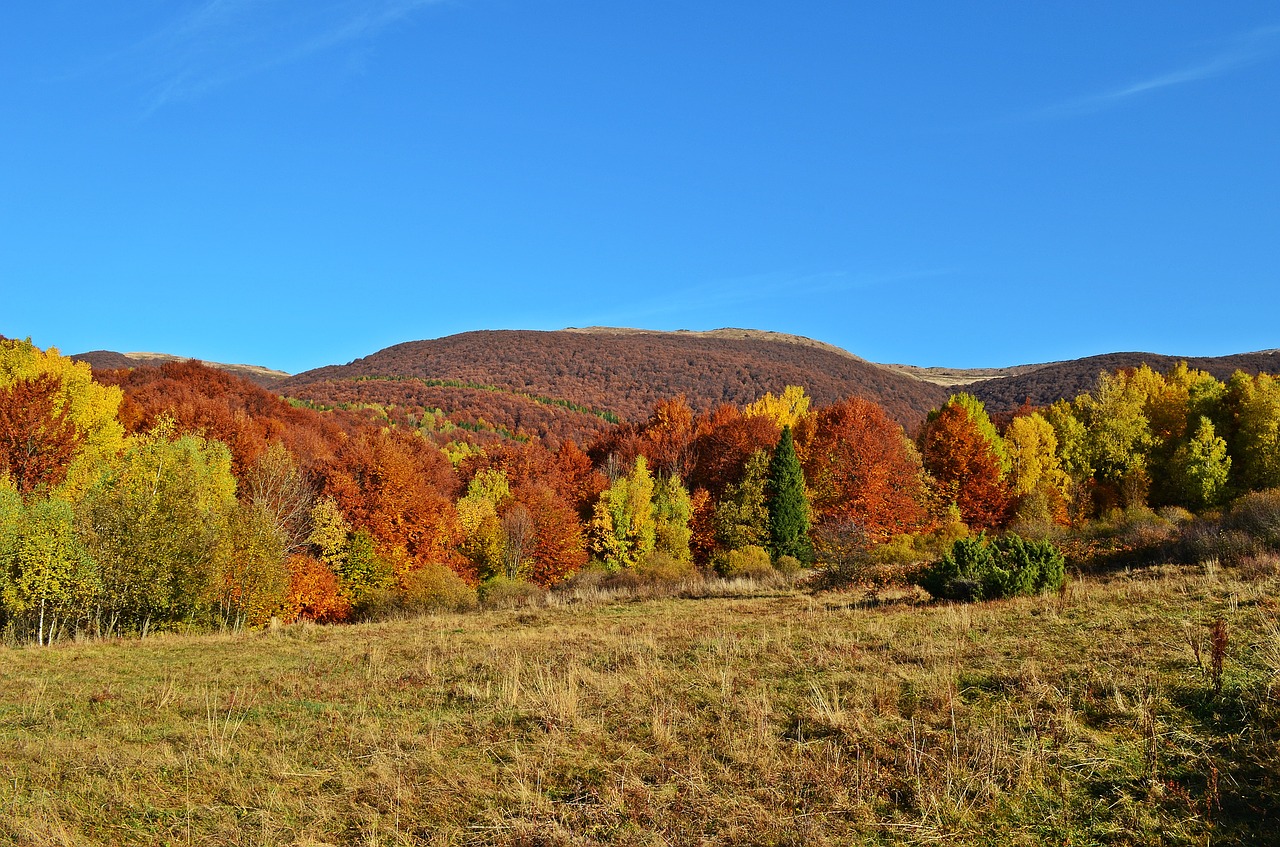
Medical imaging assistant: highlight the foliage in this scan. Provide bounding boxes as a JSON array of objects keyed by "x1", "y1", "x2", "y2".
[
  {"x1": 338, "y1": 529, "x2": 395, "y2": 614},
  {"x1": 0, "y1": 338, "x2": 124, "y2": 496},
  {"x1": 632, "y1": 549, "x2": 698, "y2": 583},
  {"x1": 284, "y1": 554, "x2": 350, "y2": 623},
  {"x1": 712, "y1": 449, "x2": 770, "y2": 552},
  {"x1": 915, "y1": 533, "x2": 1066, "y2": 602},
  {"x1": 0, "y1": 374, "x2": 84, "y2": 495},
  {"x1": 77, "y1": 420, "x2": 237, "y2": 636},
  {"x1": 1168, "y1": 417, "x2": 1231, "y2": 509},
  {"x1": 651, "y1": 474, "x2": 693, "y2": 562},
  {"x1": 212, "y1": 502, "x2": 290, "y2": 630},
  {"x1": 1003, "y1": 412, "x2": 1068, "y2": 500},
  {"x1": 588, "y1": 456, "x2": 656, "y2": 571},
  {"x1": 398, "y1": 562, "x2": 479, "y2": 614},
  {"x1": 918, "y1": 401, "x2": 1011, "y2": 531},
  {"x1": 1227, "y1": 372, "x2": 1280, "y2": 491},
  {"x1": 935, "y1": 393, "x2": 1008, "y2": 473},
  {"x1": 1, "y1": 495, "x2": 99, "y2": 644},
  {"x1": 797, "y1": 397, "x2": 927, "y2": 543},
  {"x1": 766, "y1": 426, "x2": 813, "y2": 563},
  {"x1": 319, "y1": 428, "x2": 461, "y2": 571},
  {"x1": 241, "y1": 442, "x2": 315, "y2": 554},
  {"x1": 743, "y1": 385, "x2": 811, "y2": 430},
  {"x1": 714, "y1": 545, "x2": 776, "y2": 580}
]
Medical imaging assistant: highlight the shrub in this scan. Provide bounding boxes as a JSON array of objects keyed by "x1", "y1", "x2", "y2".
[
  {"x1": 1223, "y1": 491, "x2": 1280, "y2": 550},
  {"x1": 400, "y1": 563, "x2": 478, "y2": 614},
  {"x1": 633, "y1": 550, "x2": 698, "y2": 584},
  {"x1": 714, "y1": 545, "x2": 777, "y2": 580},
  {"x1": 773, "y1": 555, "x2": 803, "y2": 577},
  {"x1": 915, "y1": 533, "x2": 1066, "y2": 602},
  {"x1": 478, "y1": 574, "x2": 546, "y2": 609}
]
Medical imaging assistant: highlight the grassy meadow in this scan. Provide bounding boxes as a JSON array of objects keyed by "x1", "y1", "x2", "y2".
[{"x1": 2, "y1": 565, "x2": 1278, "y2": 846}]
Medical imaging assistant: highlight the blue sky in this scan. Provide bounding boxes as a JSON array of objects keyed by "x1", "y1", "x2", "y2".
[{"x1": 2, "y1": 2, "x2": 1278, "y2": 373}]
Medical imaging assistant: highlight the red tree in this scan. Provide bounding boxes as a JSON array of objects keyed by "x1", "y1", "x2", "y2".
[
  {"x1": 796, "y1": 397, "x2": 927, "y2": 542},
  {"x1": 0, "y1": 374, "x2": 83, "y2": 494},
  {"x1": 513, "y1": 483, "x2": 589, "y2": 586},
  {"x1": 917, "y1": 403, "x2": 1011, "y2": 531},
  {"x1": 687, "y1": 404, "x2": 780, "y2": 498},
  {"x1": 319, "y1": 429, "x2": 462, "y2": 572}
]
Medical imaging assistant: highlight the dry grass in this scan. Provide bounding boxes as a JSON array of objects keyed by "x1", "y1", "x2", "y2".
[{"x1": 1, "y1": 565, "x2": 1278, "y2": 845}]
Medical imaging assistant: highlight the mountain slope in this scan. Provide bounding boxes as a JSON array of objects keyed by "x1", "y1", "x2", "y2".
[
  {"x1": 963, "y1": 350, "x2": 1280, "y2": 412},
  {"x1": 282, "y1": 328, "x2": 950, "y2": 432},
  {"x1": 72, "y1": 351, "x2": 290, "y2": 388}
]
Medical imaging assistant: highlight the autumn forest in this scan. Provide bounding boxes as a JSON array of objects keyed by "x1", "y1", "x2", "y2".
[{"x1": 5, "y1": 332, "x2": 1280, "y2": 646}]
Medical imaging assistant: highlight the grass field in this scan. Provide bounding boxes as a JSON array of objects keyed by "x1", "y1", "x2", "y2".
[{"x1": 2, "y1": 565, "x2": 1277, "y2": 846}]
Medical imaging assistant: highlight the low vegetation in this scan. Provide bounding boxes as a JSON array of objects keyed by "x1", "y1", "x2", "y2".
[{"x1": 2, "y1": 561, "x2": 1277, "y2": 845}]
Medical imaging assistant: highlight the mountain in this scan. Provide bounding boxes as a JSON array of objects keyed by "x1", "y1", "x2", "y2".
[
  {"x1": 71, "y1": 351, "x2": 290, "y2": 388},
  {"x1": 62, "y1": 332, "x2": 1280, "y2": 442},
  {"x1": 281, "y1": 328, "x2": 952, "y2": 439},
  {"x1": 956, "y1": 350, "x2": 1280, "y2": 413}
]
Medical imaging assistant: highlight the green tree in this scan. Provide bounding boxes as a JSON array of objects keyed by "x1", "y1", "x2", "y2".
[
  {"x1": 713, "y1": 449, "x2": 770, "y2": 551},
  {"x1": 766, "y1": 426, "x2": 812, "y2": 563},
  {"x1": 339, "y1": 529, "x2": 395, "y2": 611},
  {"x1": 78, "y1": 419, "x2": 237, "y2": 636},
  {"x1": 589, "y1": 456, "x2": 656, "y2": 570},
  {"x1": 2, "y1": 495, "x2": 100, "y2": 645},
  {"x1": 652, "y1": 474, "x2": 693, "y2": 562},
  {"x1": 1076, "y1": 369, "x2": 1158, "y2": 507},
  {"x1": 213, "y1": 502, "x2": 290, "y2": 630},
  {"x1": 1169, "y1": 417, "x2": 1232, "y2": 509},
  {"x1": 1228, "y1": 372, "x2": 1280, "y2": 492}
]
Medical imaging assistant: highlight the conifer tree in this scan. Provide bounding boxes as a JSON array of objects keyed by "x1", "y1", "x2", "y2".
[{"x1": 766, "y1": 426, "x2": 812, "y2": 563}]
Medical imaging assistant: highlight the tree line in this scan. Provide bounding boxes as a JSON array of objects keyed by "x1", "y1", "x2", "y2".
[{"x1": 3, "y1": 337, "x2": 1278, "y2": 644}]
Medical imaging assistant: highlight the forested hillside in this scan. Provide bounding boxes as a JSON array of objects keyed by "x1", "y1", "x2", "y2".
[
  {"x1": 281, "y1": 328, "x2": 951, "y2": 432},
  {"x1": 965, "y1": 350, "x2": 1280, "y2": 413}
]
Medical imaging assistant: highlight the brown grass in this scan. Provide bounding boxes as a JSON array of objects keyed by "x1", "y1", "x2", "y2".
[{"x1": 1, "y1": 565, "x2": 1277, "y2": 845}]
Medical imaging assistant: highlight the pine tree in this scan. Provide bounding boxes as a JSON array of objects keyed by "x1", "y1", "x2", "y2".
[{"x1": 766, "y1": 426, "x2": 812, "y2": 563}]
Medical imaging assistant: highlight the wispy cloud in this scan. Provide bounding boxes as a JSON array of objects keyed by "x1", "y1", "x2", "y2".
[
  {"x1": 116, "y1": 0, "x2": 448, "y2": 112},
  {"x1": 1035, "y1": 24, "x2": 1280, "y2": 119}
]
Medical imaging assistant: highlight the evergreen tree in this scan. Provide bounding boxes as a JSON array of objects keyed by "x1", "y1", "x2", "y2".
[{"x1": 766, "y1": 426, "x2": 812, "y2": 563}]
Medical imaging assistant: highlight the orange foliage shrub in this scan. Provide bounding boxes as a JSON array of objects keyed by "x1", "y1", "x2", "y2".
[{"x1": 285, "y1": 554, "x2": 351, "y2": 623}]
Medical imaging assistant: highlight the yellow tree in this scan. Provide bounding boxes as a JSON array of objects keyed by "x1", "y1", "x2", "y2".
[
  {"x1": 1003, "y1": 412, "x2": 1070, "y2": 526},
  {"x1": 744, "y1": 385, "x2": 811, "y2": 431},
  {"x1": 0, "y1": 339, "x2": 123, "y2": 497},
  {"x1": 1004, "y1": 412, "x2": 1068, "y2": 499},
  {"x1": 1227, "y1": 372, "x2": 1280, "y2": 491},
  {"x1": 589, "y1": 456, "x2": 656, "y2": 570}
]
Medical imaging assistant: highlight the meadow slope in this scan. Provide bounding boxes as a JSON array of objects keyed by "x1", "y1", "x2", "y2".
[{"x1": 2, "y1": 565, "x2": 1278, "y2": 846}]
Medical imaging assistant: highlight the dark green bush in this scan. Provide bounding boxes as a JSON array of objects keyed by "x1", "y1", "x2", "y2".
[{"x1": 915, "y1": 533, "x2": 1066, "y2": 602}]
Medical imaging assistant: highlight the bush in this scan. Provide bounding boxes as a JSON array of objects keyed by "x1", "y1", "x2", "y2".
[
  {"x1": 714, "y1": 545, "x2": 777, "y2": 580},
  {"x1": 633, "y1": 550, "x2": 698, "y2": 584},
  {"x1": 773, "y1": 555, "x2": 803, "y2": 577},
  {"x1": 915, "y1": 533, "x2": 1066, "y2": 602},
  {"x1": 1223, "y1": 491, "x2": 1280, "y2": 550},
  {"x1": 478, "y1": 574, "x2": 546, "y2": 609},
  {"x1": 400, "y1": 563, "x2": 478, "y2": 614}
]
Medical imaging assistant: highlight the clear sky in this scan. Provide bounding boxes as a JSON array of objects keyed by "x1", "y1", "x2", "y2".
[{"x1": 3, "y1": 2, "x2": 1278, "y2": 374}]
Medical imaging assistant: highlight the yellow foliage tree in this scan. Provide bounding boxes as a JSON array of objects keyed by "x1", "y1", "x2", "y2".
[
  {"x1": 1003, "y1": 413, "x2": 1069, "y2": 499},
  {"x1": 0, "y1": 339, "x2": 123, "y2": 497},
  {"x1": 744, "y1": 385, "x2": 811, "y2": 431}
]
